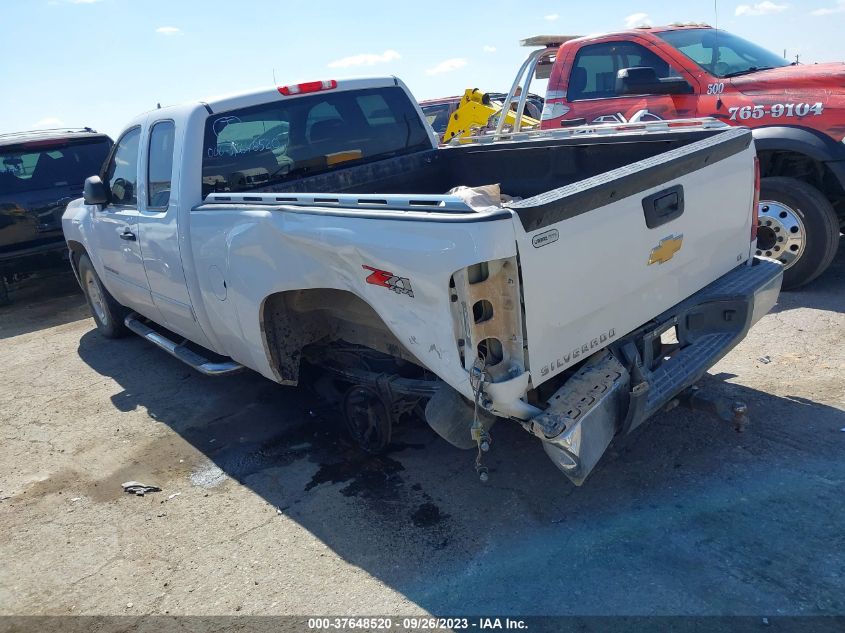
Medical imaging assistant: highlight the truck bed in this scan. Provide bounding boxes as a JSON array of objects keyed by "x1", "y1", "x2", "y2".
[{"x1": 202, "y1": 122, "x2": 735, "y2": 211}]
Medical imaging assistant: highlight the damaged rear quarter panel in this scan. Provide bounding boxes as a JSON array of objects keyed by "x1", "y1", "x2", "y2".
[{"x1": 188, "y1": 204, "x2": 520, "y2": 398}]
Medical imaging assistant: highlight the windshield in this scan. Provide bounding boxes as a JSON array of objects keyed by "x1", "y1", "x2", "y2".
[
  {"x1": 0, "y1": 138, "x2": 111, "y2": 195},
  {"x1": 657, "y1": 28, "x2": 790, "y2": 78},
  {"x1": 202, "y1": 86, "x2": 431, "y2": 196}
]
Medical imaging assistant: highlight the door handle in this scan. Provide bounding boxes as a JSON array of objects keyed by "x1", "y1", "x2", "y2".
[
  {"x1": 642, "y1": 185, "x2": 684, "y2": 229},
  {"x1": 119, "y1": 229, "x2": 136, "y2": 241}
]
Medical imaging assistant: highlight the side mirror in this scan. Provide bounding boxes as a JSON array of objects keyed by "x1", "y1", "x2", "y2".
[
  {"x1": 616, "y1": 67, "x2": 693, "y2": 96},
  {"x1": 83, "y1": 175, "x2": 109, "y2": 206}
]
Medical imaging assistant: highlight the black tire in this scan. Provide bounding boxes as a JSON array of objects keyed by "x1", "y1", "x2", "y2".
[
  {"x1": 77, "y1": 253, "x2": 129, "y2": 338},
  {"x1": 758, "y1": 177, "x2": 840, "y2": 290}
]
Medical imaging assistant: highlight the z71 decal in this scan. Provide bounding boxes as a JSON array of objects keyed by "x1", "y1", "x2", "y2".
[
  {"x1": 728, "y1": 102, "x2": 824, "y2": 121},
  {"x1": 362, "y1": 265, "x2": 415, "y2": 298}
]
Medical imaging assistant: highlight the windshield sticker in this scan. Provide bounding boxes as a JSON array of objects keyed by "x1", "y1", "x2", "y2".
[
  {"x1": 206, "y1": 115, "x2": 290, "y2": 159},
  {"x1": 212, "y1": 116, "x2": 241, "y2": 137}
]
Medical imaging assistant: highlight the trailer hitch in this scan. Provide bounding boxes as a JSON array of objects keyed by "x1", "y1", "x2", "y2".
[{"x1": 672, "y1": 385, "x2": 749, "y2": 432}]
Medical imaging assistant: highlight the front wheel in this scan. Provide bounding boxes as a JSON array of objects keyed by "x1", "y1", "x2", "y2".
[
  {"x1": 757, "y1": 177, "x2": 840, "y2": 290},
  {"x1": 77, "y1": 253, "x2": 129, "y2": 338}
]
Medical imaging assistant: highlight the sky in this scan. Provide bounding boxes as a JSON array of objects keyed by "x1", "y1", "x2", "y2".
[{"x1": 1, "y1": 0, "x2": 844, "y2": 138}]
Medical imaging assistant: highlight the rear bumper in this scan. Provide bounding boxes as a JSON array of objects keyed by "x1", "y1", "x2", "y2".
[
  {"x1": 529, "y1": 257, "x2": 783, "y2": 484},
  {"x1": 629, "y1": 256, "x2": 782, "y2": 424}
]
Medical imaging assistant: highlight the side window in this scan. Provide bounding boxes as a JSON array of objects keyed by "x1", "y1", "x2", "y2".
[
  {"x1": 568, "y1": 42, "x2": 682, "y2": 100},
  {"x1": 106, "y1": 128, "x2": 141, "y2": 206},
  {"x1": 615, "y1": 42, "x2": 681, "y2": 79},
  {"x1": 148, "y1": 121, "x2": 175, "y2": 208},
  {"x1": 568, "y1": 43, "x2": 617, "y2": 100}
]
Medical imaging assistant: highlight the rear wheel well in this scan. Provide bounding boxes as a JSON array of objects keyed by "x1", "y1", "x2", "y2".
[
  {"x1": 260, "y1": 288, "x2": 418, "y2": 384},
  {"x1": 758, "y1": 149, "x2": 845, "y2": 216}
]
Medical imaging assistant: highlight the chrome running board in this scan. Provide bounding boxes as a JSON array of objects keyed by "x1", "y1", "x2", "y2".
[{"x1": 124, "y1": 313, "x2": 243, "y2": 376}]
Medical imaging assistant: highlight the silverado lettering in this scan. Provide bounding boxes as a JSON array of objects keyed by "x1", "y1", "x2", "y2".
[{"x1": 540, "y1": 329, "x2": 617, "y2": 377}]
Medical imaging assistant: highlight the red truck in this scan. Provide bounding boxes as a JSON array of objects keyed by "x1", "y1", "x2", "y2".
[{"x1": 506, "y1": 25, "x2": 844, "y2": 289}]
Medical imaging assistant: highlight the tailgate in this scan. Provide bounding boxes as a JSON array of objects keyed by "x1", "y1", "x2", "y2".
[{"x1": 510, "y1": 127, "x2": 756, "y2": 387}]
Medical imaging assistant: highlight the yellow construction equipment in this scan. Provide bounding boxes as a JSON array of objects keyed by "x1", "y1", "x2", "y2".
[{"x1": 442, "y1": 89, "x2": 540, "y2": 143}]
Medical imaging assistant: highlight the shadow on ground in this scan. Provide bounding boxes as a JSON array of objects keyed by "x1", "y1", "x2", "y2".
[
  {"x1": 0, "y1": 270, "x2": 86, "y2": 339},
  {"x1": 74, "y1": 319, "x2": 845, "y2": 616},
  {"x1": 773, "y1": 235, "x2": 844, "y2": 315},
  {"x1": 4, "y1": 240, "x2": 840, "y2": 615}
]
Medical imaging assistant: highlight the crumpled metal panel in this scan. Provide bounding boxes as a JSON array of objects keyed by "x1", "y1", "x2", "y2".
[{"x1": 527, "y1": 352, "x2": 629, "y2": 485}]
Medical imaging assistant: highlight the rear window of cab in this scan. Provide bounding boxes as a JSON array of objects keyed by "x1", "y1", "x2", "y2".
[{"x1": 201, "y1": 86, "x2": 431, "y2": 196}]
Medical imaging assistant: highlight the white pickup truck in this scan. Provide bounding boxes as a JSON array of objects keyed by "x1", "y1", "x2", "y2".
[{"x1": 63, "y1": 76, "x2": 782, "y2": 484}]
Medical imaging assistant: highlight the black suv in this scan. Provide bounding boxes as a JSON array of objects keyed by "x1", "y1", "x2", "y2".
[{"x1": 0, "y1": 128, "x2": 112, "y2": 303}]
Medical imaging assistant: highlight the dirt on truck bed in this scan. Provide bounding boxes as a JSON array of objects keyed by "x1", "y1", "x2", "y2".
[{"x1": 0, "y1": 247, "x2": 844, "y2": 622}]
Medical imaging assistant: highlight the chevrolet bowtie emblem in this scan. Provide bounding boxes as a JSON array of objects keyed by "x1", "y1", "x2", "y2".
[{"x1": 648, "y1": 234, "x2": 684, "y2": 265}]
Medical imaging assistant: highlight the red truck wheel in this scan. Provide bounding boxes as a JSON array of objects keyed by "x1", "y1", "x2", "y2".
[{"x1": 757, "y1": 177, "x2": 840, "y2": 290}]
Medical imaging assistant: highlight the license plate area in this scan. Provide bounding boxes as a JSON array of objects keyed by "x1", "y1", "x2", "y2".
[
  {"x1": 647, "y1": 322, "x2": 680, "y2": 370},
  {"x1": 640, "y1": 298, "x2": 749, "y2": 372}
]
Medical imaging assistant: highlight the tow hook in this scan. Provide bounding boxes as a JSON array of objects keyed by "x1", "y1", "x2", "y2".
[{"x1": 674, "y1": 385, "x2": 749, "y2": 432}]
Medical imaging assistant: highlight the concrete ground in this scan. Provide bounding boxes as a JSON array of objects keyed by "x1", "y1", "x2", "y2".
[{"x1": 0, "y1": 247, "x2": 843, "y2": 618}]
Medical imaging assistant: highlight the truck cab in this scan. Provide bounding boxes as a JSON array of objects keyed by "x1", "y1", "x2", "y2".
[{"x1": 536, "y1": 24, "x2": 845, "y2": 289}]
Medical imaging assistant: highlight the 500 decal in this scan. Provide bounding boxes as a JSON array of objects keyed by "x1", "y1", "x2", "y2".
[
  {"x1": 728, "y1": 102, "x2": 824, "y2": 121},
  {"x1": 706, "y1": 82, "x2": 725, "y2": 95}
]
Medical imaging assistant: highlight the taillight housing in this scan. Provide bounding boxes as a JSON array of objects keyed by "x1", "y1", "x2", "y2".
[
  {"x1": 751, "y1": 156, "x2": 760, "y2": 242},
  {"x1": 277, "y1": 80, "x2": 337, "y2": 96}
]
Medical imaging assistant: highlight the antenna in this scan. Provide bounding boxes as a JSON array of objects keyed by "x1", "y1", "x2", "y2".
[
  {"x1": 714, "y1": 0, "x2": 718, "y2": 29},
  {"x1": 272, "y1": 68, "x2": 277, "y2": 84}
]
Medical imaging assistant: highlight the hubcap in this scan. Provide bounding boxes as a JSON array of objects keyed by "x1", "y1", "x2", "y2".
[
  {"x1": 84, "y1": 270, "x2": 108, "y2": 324},
  {"x1": 756, "y1": 200, "x2": 806, "y2": 269}
]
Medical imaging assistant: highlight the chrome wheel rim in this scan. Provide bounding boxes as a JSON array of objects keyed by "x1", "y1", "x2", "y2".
[
  {"x1": 84, "y1": 270, "x2": 108, "y2": 324},
  {"x1": 756, "y1": 200, "x2": 806, "y2": 269}
]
